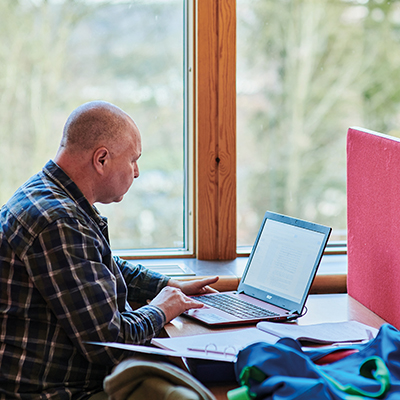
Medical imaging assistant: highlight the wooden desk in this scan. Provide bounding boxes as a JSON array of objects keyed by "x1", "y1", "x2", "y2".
[{"x1": 164, "y1": 294, "x2": 387, "y2": 400}]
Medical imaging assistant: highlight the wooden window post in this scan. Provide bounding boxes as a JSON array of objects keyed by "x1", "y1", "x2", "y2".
[{"x1": 196, "y1": 0, "x2": 236, "y2": 260}]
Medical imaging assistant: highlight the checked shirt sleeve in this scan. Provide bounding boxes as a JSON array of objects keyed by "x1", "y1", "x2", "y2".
[
  {"x1": 24, "y1": 217, "x2": 166, "y2": 366},
  {"x1": 114, "y1": 256, "x2": 170, "y2": 304}
]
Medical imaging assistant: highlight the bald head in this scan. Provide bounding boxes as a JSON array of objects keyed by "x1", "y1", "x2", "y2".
[
  {"x1": 54, "y1": 101, "x2": 142, "y2": 205},
  {"x1": 59, "y1": 101, "x2": 135, "y2": 153}
]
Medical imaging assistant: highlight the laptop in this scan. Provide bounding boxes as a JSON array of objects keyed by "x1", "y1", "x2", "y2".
[{"x1": 184, "y1": 211, "x2": 331, "y2": 326}]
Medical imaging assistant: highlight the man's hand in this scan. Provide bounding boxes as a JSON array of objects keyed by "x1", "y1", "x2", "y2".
[
  {"x1": 148, "y1": 276, "x2": 219, "y2": 323},
  {"x1": 168, "y1": 276, "x2": 219, "y2": 296},
  {"x1": 149, "y1": 286, "x2": 205, "y2": 323}
]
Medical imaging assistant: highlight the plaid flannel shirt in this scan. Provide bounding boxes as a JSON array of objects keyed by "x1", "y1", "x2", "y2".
[{"x1": 0, "y1": 160, "x2": 170, "y2": 399}]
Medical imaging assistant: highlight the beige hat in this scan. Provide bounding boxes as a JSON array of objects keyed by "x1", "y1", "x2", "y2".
[{"x1": 104, "y1": 357, "x2": 217, "y2": 400}]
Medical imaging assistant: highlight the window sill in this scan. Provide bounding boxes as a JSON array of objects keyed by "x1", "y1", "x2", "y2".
[{"x1": 130, "y1": 253, "x2": 347, "y2": 294}]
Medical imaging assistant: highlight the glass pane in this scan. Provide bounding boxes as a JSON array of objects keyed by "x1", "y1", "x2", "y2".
[
  {"x1": 0, "y1": 0, "x2": 185, "y2": 250},
  {"x1": 237, "y1": 0, "x2": 400, "y2": 246}
]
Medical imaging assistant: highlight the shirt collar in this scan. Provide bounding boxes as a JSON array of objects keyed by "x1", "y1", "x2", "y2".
[{"x1": 42, "y1": 160, "x2": 107, "y2": 229}]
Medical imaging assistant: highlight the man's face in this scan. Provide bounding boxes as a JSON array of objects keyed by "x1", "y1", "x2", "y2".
[{"x1": 99, "y1": 119, "x2": 142, "y2": 204}]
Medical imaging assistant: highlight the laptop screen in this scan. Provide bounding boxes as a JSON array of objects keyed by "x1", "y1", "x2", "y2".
[
  {"x1": 239, "y1": 211, "x2": 331, "y2": 313},
  {"x1": 243, "y1": 219, "x2": 326, "y2": 303}
]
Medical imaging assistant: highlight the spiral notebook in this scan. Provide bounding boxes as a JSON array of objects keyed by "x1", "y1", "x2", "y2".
[{"x1": 184, "y1": 211, "x2": 331, "y2": 326}]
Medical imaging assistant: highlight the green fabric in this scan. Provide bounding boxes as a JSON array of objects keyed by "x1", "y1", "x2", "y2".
[
  {"x1": 227, "y1": 366, "x2": 264, "y2": 400},
  {"x1": 319, "y1": 356, "x2": 391, "y2": 399},
  {"x1": 228, "y1": 356, "x2": 391, "y2": 400},
  {"x1": 238, "y1": 366, "x2": 266, "y2": 387},
  {"x1": 227, "y1": 386, "x2": 254, "y2": 400}
]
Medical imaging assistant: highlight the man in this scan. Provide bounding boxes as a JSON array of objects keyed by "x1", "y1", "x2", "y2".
[{"x1": 0, "y1": 101, "x2": 218, "y2": 399}]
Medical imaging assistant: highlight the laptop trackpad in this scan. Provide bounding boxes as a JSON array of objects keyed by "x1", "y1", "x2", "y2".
[{"x1": 185, "y1": 309, "x2": 228, "y2": 324}]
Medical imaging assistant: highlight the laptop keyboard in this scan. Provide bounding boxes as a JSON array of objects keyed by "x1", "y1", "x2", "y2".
[{"x1": 195, "y1": 293, "x2": 279, "y2": 319}]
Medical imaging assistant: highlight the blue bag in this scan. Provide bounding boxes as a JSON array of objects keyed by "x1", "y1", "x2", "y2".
[{"x1": 228, "y1": 324, "x2": 400, "y2": 400}]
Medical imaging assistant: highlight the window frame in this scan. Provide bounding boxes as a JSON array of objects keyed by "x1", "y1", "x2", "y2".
[
  {"x1": 194, "y1": 0, "x2": 345, "y2": 260},
  {"x1": 120, "y1": 0, "x2": 237, "y2": 261},
  {"x1": 195, "y1": 0, "x2": 237, "y2": 260},
  {"x1": 120, "y1": 0, "x2": 343, "y2": 262}
]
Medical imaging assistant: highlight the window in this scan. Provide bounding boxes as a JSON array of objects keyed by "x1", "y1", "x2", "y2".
[
  {"x1": 8, "y1": 0, "x2": 394, "y2": 261},
  {"x1": 236, "y1": 0, "x2": 400, "y2": 248},
  {"x1": 0, "y1": 0, "x2": 188, "y2": 252}
]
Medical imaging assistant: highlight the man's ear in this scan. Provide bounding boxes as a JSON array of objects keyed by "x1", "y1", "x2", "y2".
[{"x1": 93, "y1": 146, "x2": 110, "y2": 175}]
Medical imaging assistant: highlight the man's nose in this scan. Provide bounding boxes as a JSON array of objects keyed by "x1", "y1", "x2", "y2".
[{"x1": 134, "y1": 163, "x2": 139, "y2": 179}]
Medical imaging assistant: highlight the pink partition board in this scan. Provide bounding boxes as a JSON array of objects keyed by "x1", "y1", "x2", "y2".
[{"x1": 347, "y1": 127, "x2": 400, "y2": 328}]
